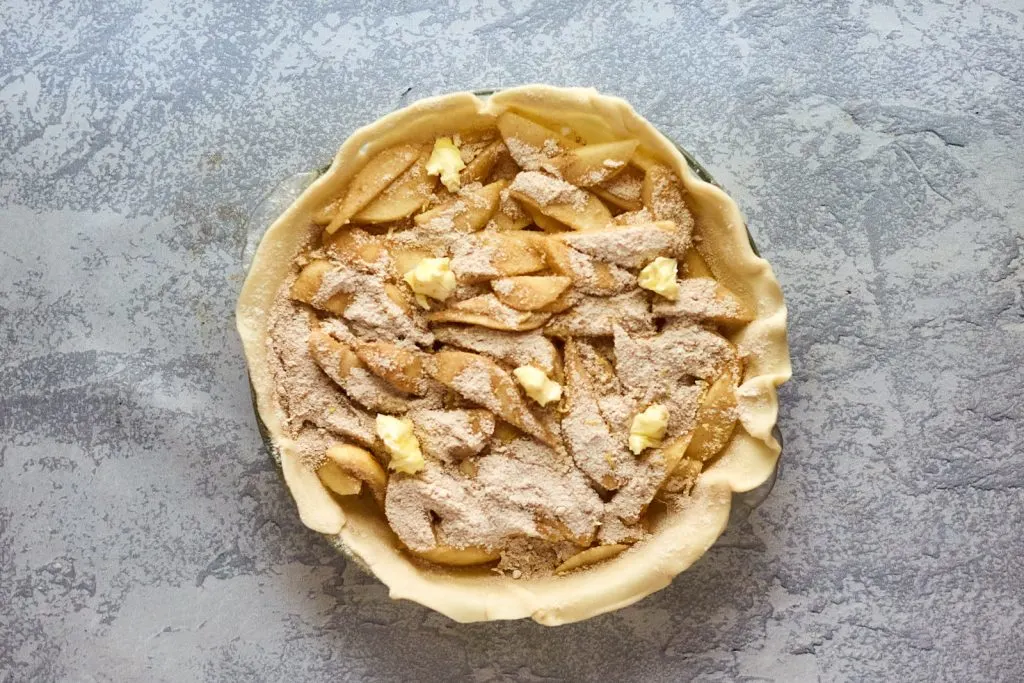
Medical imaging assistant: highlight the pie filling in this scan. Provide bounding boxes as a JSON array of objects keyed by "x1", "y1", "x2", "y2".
[{"x1": 266, "y1": 112, "x2": 755, "y2": 577}]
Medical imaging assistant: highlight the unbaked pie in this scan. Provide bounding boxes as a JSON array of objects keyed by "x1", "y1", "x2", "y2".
[{"x1": 237, "y1": 86, "x2": 790, "y2": 624}]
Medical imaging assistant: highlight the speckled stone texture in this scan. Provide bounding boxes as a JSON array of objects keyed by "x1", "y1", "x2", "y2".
[{"x1": 2, "y1": 1, "x2": 1022, "y2": 681}]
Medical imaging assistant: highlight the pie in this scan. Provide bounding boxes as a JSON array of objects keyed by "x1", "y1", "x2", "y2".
[{"x1": 236, "y1": 86, "x2": 790, "y2": 625}]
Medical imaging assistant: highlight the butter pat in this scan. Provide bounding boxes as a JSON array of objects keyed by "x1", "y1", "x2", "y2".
[
  {"x1": 628, "y1": 404, "x2": 669, "y2": 455},
  {"x1": 638, "y1": 257, "x2": 679, "y2": 300},
  {"x1": 375, "y1": 415, "x2": 425, "y2": 474},
  {"x1": 513, "y1": 365, "x2": 562, "y2": 407},
  {"x1": 426, "y1": 137, "x2": 466, "y2": 192},
  {"x1": 403, "y1": 257, "x2": 457, "y2": 309}
]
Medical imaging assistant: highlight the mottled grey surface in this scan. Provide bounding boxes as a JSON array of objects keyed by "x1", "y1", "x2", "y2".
[{"x1": 1, "y1": 1, "x2": 1022, "y2": 681}]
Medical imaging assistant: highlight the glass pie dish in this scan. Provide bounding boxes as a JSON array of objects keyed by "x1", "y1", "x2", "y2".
[{"x1": 237, "y1": 86, "x2": 790, "y2": 624}]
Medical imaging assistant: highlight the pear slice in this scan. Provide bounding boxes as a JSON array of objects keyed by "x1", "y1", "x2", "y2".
[
  {"x1": 322, "y1": 227, "x2": 390, "y2": 271},
  {"x1": 460, "y1": 139, "x2": 506, "y2": 185},
  {"x1": 592, "y1": 164, "x2": 644, "y2": 211},
  {"x1": 509, "y1": 171, "x2": 612, "y2": 232},
  {"x1": 432, "y1": 326, "x2": 561, "y2": 379},
  {"x1": 496, "y1": 111, "x2": 578, "y2": 170},
  {"x1": 351, "y1": 150, "x2": 436, "y2": 223},
  {"x1": 491, "y1": 275, "x2": 572, "y2": 311},
  {"x1": 682, "y1": 246, "x2": 714, "y2": 278},
  {"x1": 641, "y1": 164, "x2": 695, "y2": 236},
  {"x1": 426, "y1": 294, "x2": 551, "y2": 331},
  {"x1": 685, "y1": 371, "x2": 739, "y2": 462},
  {"x1": 323, "y1": 143, "x2": 424, "y2": 233},
  {"x1": 316, "y1": 460, "x2": 362, "y2": 496},
  {"x1": 353, "y1": 341, "x2": 433, "y2": 396},
  {"x1": 450, "y1": 232, "x2": 546, "y2": 282},
  {"x1": 662, "y1": 457, "x2": 702, "y2": 495},
  {"x1": 550, "y1": 139, "x2": 638, "y2": 187},
  {"x1": 651, "y1": 277, "x2": 755, "y2": 325},
  {"x1": 523, "y1": 204, "x2": 570, "y2": 233},
  {"x1": 324, "y1": 444, "x2": 388, "y2": 506},
  {"x1": 554, "y1": 544, "x2": 629, "y2": 574},
  {"x1": 290, "y1": 260, "x2": 352, "y2": 316},
  {"x1": 408, "y1": 545, "x2": 500, "y2": 566},
  {"x1": 389, "y1": 246, "x2": 439, "y2": 280},
  {"x1": 536, "y1": 236, "x2": 634, "y2": 296},
  {"x1": 410, "y1": 408, "x2": 495, "y2": 462},
  {"x1": 558, "y1": 220, "x2": 686, "y2": 269},
  {"x1": 414, "y1": 180, "x2": 506, "y2": 233},
  {"x1": 485, "y1": 190, "x2": 532, "y2": 231},
  {"x1": 545, "y1": 290, "x2": 654, "y2": 338},
  {"x1": 308, "y1": 326, "x2": 412, "y2": 414},
  {"x1": 429, "y1": 350, "x2": 558, "y2": 447}
]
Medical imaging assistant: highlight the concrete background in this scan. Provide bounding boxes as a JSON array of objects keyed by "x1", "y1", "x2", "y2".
[{"x1": 2, "y1": 1, "x2": 1022, "y2": 681}]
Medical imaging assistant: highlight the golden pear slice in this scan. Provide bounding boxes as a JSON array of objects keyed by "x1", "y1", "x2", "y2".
[
  {"x1": 641, "y1": 164, "x2": 695, "y2": 236},
  {"x1": 410, "y1": 408, "x2": 495, "y2": 462},
  {"x1": 550, "y1": 139, "x2": 638, "y2": 187},
  {"x1": 460, "y1": 139, "x2": 506, "y2": 185},
  {"x1": 496, "y1": 111, "x2": 578, "y2": 169},
  {"x1": 353, "y1": 341, "x2": 433, "y2": 396},
  {"x1": 485, "y1": 190, "x2": 532, "y2": 231},
  {"x1": 414, "y1": 180, "x2": 506, "y2": 233},
  {"x1": 651, "y1": 277, "x2": 755, "y2": 325},
  {"x1": 324, "y1": 444, "x2": 388, "y2": 506},
  {"x1": 558, "y1": 220, "x2": 686, "y2": 269},
  {"x1": 536, "y1": 235, "x2": 634, "y2": 296},
  {"x1": 509, "y1": 171, "x2": 612, "y2": 232},
  {"x1": 316, "y1": 460, "x2": 362, "y2": 496},
  {"x1": 432, "y1": 326, "x2": 561, "y2": 379},
  {"x1": 408, "y1": 545, "x2": 500, "y2": 566},
  {"x1": 682, "y1": 246, "x2": 714, "y2": 278},
  {"x1": 554, "y1": 544, "x2": 629, "y2": 574},
  {"x1": 592, "y1": 164, "x2": 645, "y2": 211},
  {"x1": 524, "y1": 204, "x2": 570, "y2": 233},
  {"x1": 612, "y1": 207, "x2": 656, "y2": 225},
  {"x1": 389, "y1": 246, "x2": 439, "y2": 280},
  {"x1": 662, "y1": 457, "x2": 702, "y2": 495},
  {"x1": 323, "y1": 143, "x2": 424, "y2": 233},
  {"x1": 429, "y1": 350, "x2": 558, "y2": 447},
  {"x1": 545, "y1": 290, "x2": 654, "y2": 338},
  {"x1": 289, "y1": 260, "x2": 352, "y2": 316},
  {"x1": 322, "y1": 227, "x2": 389, "y2": 271},
  {"x1": 308, "y1": 326, "x2": 411, "y2": 414},
  {"x1": 685, "y1": 371, "x2": 739, "y2": 462},
  {"x1": 491, "y1": 275, "x2": 572, "y2": 311},
  {"x1": 450, "y1": 232, "x2": 546, "y2": 282},
  {"x1": 351, "y1": 150, "x2": 436, "y2": 223},
  {"x1": 427, "y1": 294, "x2": 551, "y2": 331}
]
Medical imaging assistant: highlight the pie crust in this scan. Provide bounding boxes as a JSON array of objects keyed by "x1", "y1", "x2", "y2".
[{"x1": 236, "y1": 85, "x2": 791, "y2": 625}]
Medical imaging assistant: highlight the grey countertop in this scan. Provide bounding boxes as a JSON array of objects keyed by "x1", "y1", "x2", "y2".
[{"x1": 2, "y1": 2, "x2": 1022, "y2": 681}]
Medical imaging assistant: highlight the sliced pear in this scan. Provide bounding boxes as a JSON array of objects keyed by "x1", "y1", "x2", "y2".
[
  {"x1": 353, "y1": 341, "x2": 433, "y2": 396},
  {"x1": 450, "y1": 232, "x2": 546, "y2": 282},
  {"x1": 545, "y1": 290, "x2": 654, "y2": 338},
  {"x1": 322, "y1": 227, "x2": 389, "y2": 271},
  {"x1": 558, "y1": 221, "x2": 685, "y2": 269},
  {"x1": 324, "y1": 444, "x2": 388, "y2": 505},
  {"x1": 641, "y1": 164, "x2": 695, "y2": 236},
  {"x1": 411, "y1": 408, "x2": 495, "y2": 462},
  {"x1": 685, "y1": 371, "x2": 739, "y2": 462},
  {"x1": 496, "y1": 111, "x2": 578, "y2": 170},
  {"x1": 317, "y1": 460, "x2": 362, "y2": 496},
  {"x1": 536, "y1": 236, "x2": 634, "y2": 296},
  {"x1": 390, "y1": 246, "x2": 439, "y2": 279},
  {"x1": 308, "y1": 326, "x2": 411, "y2": 413},
  {"x1": 662, "y1": 457, "x2": 702, "y2": 495},
  {"x1": 682, "y1": 246, "x2": 714, "y2": 278},
  {"x1": 432, "y1": 326, "x2": 561, "y2": 378},
  {"x1": 554, "y1": 544, "x2": 628, "y2": 574},
  {"x1": 351, "y1": 150, "x2": 436, "y2": 223},
  {"x1": 509, "y1": 171, "x2": 612, "y2": 232},
  {"x1": 429, "y1": 350, "x2": 558, "y2": 447},
  {"x1": 414, "y1": 180, "x2": 506, "y2": 233},
  {"x1": 491, "y1": 275, "x2": 572, "y2": 311},
  {"x1": 523, "y1": 204, "x2": 570, "y2": 233},
  {"x1": 550, "y1": 139, "x2": 638, "y2": 187},
  {"x1": 427, "y1": 294, "x2": 551, "y2": 331},
  {"x1": 485, "y1": 188, "x2": 532, "y2": 231},
  {"x1": 324, "y1": 143, "x2": 424, "y2": 233},
  {"x1": 408, "y1": 545, "x2": 500, "y2": 566},
  {"x1": 460, "y1": 139, "x2": 506, "y2": 185},
  {"x1": 651, "y1": 277, "x2": 755, "y2": 325},
  {"x1": 290, "y1": 260, "x2": 352, "y2": 316},
  {"x1": 612, "y1": 207, "x2": 656, "y2": 225},
  {"x1": 593, "y1": 164, "x2": 644, "y2": 211}
]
